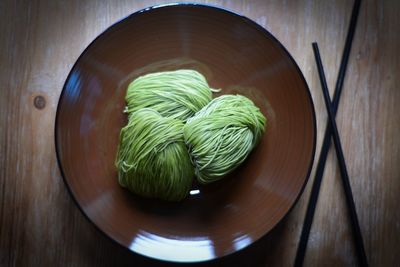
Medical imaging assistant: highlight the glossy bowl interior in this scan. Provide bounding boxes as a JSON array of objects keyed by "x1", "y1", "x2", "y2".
[{"x1": 56, "y1": 4, "x2": 316, "y2": 263}]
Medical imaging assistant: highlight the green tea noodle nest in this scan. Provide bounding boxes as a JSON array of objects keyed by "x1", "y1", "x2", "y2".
[
  {"x1": 115, "y1": 108, "x2": 194, "y2": 201},
  {"x1": 125, "y1": 69, "x2": 219, "y2": 121},
  {"x1": 183, "y1": 95, "x2": 266, "y2": 184}
]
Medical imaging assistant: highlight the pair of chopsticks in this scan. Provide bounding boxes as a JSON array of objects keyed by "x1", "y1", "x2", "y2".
[{"x1": 294, "y1": 0, "x2": 368, "y2": 266}]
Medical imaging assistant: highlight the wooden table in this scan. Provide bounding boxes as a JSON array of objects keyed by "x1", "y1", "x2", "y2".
[{"x1": 1, "y1": 0, "x2": 399, "y2": 266}]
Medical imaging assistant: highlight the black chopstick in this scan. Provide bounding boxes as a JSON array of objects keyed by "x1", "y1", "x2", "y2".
[
  {"x1": 312, "y1": 42, "x2": 368, "y2": 266},
  {"x1": 294, "y1": 0, "x2": 362, "y2": 266}
]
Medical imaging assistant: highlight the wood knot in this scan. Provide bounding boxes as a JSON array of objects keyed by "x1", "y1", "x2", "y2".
[{"x1": 34, "y1": 95, "x2": 46, "y2": 110}]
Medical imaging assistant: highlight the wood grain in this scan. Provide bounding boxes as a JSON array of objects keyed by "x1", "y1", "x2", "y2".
[{"x1": 1, "y1": 0, "x2": 399, "y2": 266}]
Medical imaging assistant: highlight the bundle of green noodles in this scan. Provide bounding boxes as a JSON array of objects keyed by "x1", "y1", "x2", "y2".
[
  {"x1": 115, "y1": 109, "x2": 194, "y2": 201},
  {"x1": 115, "y1": 69, "x2": 266, "y2": 201},
  {"x1": 183, "y1": 95, "x2": 266, "y2": 184},
  {"x1": 125, "y1": 69, "x2": 219, "y2": 121}
]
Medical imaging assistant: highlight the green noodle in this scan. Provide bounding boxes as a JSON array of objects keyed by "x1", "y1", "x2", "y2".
[
  {"x1": 125, "y1": 69, "x2": 219, "y2": 121},
  {"x1": 115, "y1": 109, "x2": 194, "y2": 201},
  {"x1": 183, "y1": 95, "x2": 266, "y2": 184},
  {"x1": 116, "y1": 69, "x2": 266, "y2": 201}
]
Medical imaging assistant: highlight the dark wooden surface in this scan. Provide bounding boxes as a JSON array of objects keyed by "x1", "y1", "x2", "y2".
[{"x1": 1, "y1": 0, "x2": 399, "y2": 266}]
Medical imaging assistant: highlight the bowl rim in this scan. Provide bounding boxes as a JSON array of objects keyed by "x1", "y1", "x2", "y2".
[{"x1": 55, "y1": 2, "x2": 317, "y2": 263}]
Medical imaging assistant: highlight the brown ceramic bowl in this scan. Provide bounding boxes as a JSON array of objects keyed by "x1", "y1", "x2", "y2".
[{"x1": 55, "y1": 3, "x2": 316, "y2": 263}]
